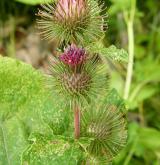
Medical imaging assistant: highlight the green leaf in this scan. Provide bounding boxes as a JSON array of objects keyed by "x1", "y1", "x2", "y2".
[
  {"x1": 128, "y1": 57, "x2": 160, "y2": 108},
  {"x1": 0, "y1": 57, "x2": 67, "y2": 164},
  {"x1": 138, "y1": 127, "x2": 160, "y2": 151},
  {"x1": 134, "y1": 57, "x2": 160, "y2": 82},
  {"x1": 15, "y1": 0, "x2": 53, "y2": 5},
  {"x1": 131, "y1": 126, "x2": 160, "y2": 158},
  {"x1": 0, "y1": 117, "x2": 28, "y2": 165},
  {"x1": 102, "y1": 88, "x2": 126, "y2": 113},
  {"x1": 22, "y1": 134, "x2": 84, "y2": 165},
  {"x1": 128, "y1": 85, "x2": 158, "y2": 109},
  {"x1": 0, "y1": 57, "x2": 68, "y2": 133},
  {"x1": 88, "y1": 43, "x2": 128, "y2": 63},
  {"x1": 40, "y1": 96, "x2": 73, "y2": 136},
  {"x1": 0, "y1": 57, "x2": 44, "y2": 117},
  {"x1": 109, "y1": 0, "x2": 135, "y2": 15},
  {"x1": 114, "y1": 123, "x2": 160, "y2": 164}
]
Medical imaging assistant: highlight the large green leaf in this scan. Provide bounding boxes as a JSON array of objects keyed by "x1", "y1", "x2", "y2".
[
  {"x1": 0, "y1": 57, "x2": 67, "y2": 164},
  {"x1": 15, "y1": 0, "x2": 53, "y2": 5},
  {"x1": 0, "y1": 57, "x2": 47, "y2": 164},
  {"x1": 0, "y1": 56, "x2": 44, "y2": 117},
  {"x1": 22, "y1": 133, "x2": 85, "y2": 165}
]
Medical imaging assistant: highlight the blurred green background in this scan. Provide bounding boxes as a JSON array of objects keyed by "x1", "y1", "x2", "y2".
[{"x1": 0, "y1": 0, "x2": 160, "y2": 164}]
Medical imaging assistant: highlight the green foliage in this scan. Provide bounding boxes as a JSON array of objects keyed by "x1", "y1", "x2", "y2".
[
  {"x1": 88, "y1": 42, "x2": 128, "y2": 63},
  {"x1": 0, "y1": 117, "x2": 28, "y2": 165},
  {"x1": 22, "y1": 134, "x2": 84, "y2": 165},
  {"x1": 0, "y1": 57, "x2": 66, "y2": 164},
  {"x1": 0, "y1": 57, "x2": 55, "y2": 134},
  {"x1": 109, "y1": 0, "x2": 135, "y2": 15},
  {"x1": 15, "y1": 0, "x2": 53, "y2": 5},
  {"x1": 0, "y1": 57, "x2": 43, "y2": 116},
  {"x1": 128, "y1": 57, "x2": 160, "y2": 109},
  {"x1": 114, "y1": 123, "x2": 160, "y2": 165}
]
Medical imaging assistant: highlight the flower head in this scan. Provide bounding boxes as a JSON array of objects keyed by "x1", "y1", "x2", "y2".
[
  {"x1": 49, "y1": 53, "x2": 109, "y2": 103},
  {"x1": 81, "y1": 92, "x2": 127, "y2": 164},
  {"x1": 60, "y1": 44, "x2": 86, "y2": 66},
  {"x1": 37, "y1": 0, "x2": 107, "y2": 45},
  {"x1": 55, "y1": 0, "x2": 87, "y2": 23}
]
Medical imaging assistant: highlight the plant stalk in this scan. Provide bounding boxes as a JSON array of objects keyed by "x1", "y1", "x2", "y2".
[
  {"x1": 124, "y1": 0, "x2": 136, "y2": 99},
  {"x1": 124, "y1": 21, "x2": 134, "y2": 99},
  {"x1": 74, "y1": 104, "x2": 80, "y2": 139}
]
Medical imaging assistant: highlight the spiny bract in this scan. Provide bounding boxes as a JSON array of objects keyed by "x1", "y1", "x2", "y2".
[
  {"x1": 81, "y1": 91, "x2": 127, "y2": 164},
  {"x1": 37, "y1": 0, "x2": 107, "y2": 45}
]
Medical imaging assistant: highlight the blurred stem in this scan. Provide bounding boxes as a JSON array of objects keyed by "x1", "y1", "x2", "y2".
[
  {"x1": 74, "y1": 103, "x2": 80, "y2": 139},
  {"x1": 6, "y1": 17, "x2": 16, "y2": 58},
  {"x1": 148, "y1": 13, "x2": 160, "y2": 54},
  {"x1": 139, "y1": 102, "x2": 145, "y2": 126},
  {"x1": 123, "y1": 0, "x2": 136, "y2": 100},
  {"x1": 124, "y1": 136, "x2": 138, "y2": 165}
]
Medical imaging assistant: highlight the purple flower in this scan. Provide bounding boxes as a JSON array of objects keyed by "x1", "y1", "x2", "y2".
[
  {"x1": 60, "y1": 44, "x2": 86, "y2": 66},
  {"x1": 55, "y1": 0, "x2": 86, "y2": 22}
]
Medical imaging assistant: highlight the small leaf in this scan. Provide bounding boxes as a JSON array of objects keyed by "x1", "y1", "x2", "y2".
[{"x1": 88, "y1": 43, "x2": 128, "y2": 63}]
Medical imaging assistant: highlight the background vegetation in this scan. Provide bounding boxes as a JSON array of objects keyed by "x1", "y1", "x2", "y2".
[{"x1": 0, "y1": 0, "x2": 160, "y2": 164}]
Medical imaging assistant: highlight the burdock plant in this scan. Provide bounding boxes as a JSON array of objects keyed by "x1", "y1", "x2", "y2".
[{"x1": 34, "y1": 0, "x2": 127, "y2": 164}]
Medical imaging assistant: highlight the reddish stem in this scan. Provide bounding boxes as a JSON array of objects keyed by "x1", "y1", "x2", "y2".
[{"x1": 74, "y1": 104, "x2": 80, "y2": 139}]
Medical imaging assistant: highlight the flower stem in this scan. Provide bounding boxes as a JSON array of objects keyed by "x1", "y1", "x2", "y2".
[
  {"x1": 124, "y1": 0, "x2": 136, "y2": 100},
  {"x1": 74, "y1": 103, "x2": 80, "y2": 139}
]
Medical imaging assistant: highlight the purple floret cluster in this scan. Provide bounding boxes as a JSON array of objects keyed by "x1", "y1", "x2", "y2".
[{"x1": 60, "y1": 44, "x2": 86, "y2": 66}]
